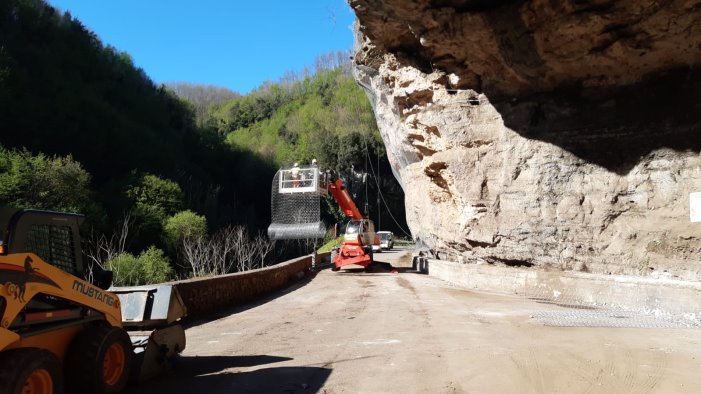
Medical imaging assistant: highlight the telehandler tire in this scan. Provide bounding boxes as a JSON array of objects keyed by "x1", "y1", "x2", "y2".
[
  {"x1": 65, "y1": 325, "x2": 132, "y2": 394},
  {"x1": 0, "y1": 348, "x2": 63, "y2": 394}
]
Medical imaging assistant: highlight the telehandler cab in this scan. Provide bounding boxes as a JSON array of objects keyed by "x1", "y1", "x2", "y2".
[{"x1": 0, "y1": 208, "x2": 186, "y2": 394}]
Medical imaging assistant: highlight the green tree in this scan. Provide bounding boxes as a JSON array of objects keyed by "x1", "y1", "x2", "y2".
[
  {"x1": 0, "y1": 146, "x2": 96, "y2": 214},
  {"x1": 163, "y1": 210, "x2": 208, "y2": 251},
  {"x1": 105, "y1": 252, "x2": 140, "y2": 286},
  {"x1": 127, "y1": 174, "x2": 183, "y2": 217},
  {"x1": 125, "y1": 174, "x2": 184, "y2": 250}
]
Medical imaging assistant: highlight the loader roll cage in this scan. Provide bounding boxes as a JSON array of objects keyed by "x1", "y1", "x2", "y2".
[{"x1": 0, "y1": 208, "x2": 85, "y2": 277}]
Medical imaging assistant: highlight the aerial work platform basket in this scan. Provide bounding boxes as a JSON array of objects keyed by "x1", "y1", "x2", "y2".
[
  {"x1": 277, "y1": 166, "x2": 328, "y2": 195},
  {"x1": 268, "y1": 166, "x2": 328, "y2": 240}
]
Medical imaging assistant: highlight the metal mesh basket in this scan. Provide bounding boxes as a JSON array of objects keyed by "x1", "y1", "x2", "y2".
[{"x1": 268, "y1": 167, "x2": 327, "y2": 240}]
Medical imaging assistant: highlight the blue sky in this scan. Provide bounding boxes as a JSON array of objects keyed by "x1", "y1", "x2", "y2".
[{"x1": 48, "y1": 0, "x2": 357, "y2": 93}]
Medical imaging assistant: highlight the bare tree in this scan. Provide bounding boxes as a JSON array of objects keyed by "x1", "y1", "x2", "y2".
[
  {"x1": 248, "y1": 232, "x2": 275, "y2": 270},
  {"x1": 211, "y1": 226, "x2": 241, "y2": 274},
  {"x1": 182, "y1": 234, "x2": 212, "y2": 278},
  {"x1": 232, "y1": 226, "x2": 257, "y2": 272},
  {"x1": 181, "y1": 225, "x2": 276, "y2": 278},
  {"x1": 84, "y1": 213, "x2": 133, "y2": 281}
]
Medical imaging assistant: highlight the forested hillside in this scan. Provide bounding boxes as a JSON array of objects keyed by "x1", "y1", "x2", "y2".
[
  {"x1": 164, "y1": 82, "x2": 239, "y2": 127},
  {"x1": 0, "y1": 0, "x2": 275, "y2": 280},
  {"x1": 0, "y1": 0, "x2": 407, "y2": 283},
  {"x1": 203, "y1": 57, "x2": 407, "y2": 237}
]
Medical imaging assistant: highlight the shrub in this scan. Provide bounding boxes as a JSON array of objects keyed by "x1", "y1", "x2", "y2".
[
  {"x1": 105, "y1": 252, "x2": 141, "y2": 287},
  {"x1": 163, "y1": 210, "x2": 208, "y2": 251},
  {"x1": 138, "y1": 246, "x2": 172, "y2": 284},
  {"x1": 106, "y1": 246, "x2": 172, "y2": 286},
  {"x1": 0, "y1": 147, "x2": 95, "y2": 213}
]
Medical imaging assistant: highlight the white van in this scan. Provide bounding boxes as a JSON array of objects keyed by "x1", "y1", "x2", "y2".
[{"x1": 377, "y1": 231, "x2": 394, "y2": 250}]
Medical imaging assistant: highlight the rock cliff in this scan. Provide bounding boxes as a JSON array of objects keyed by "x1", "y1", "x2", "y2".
[{"x1": 350, "y1": 0, "x2": 701, "y2": 280}]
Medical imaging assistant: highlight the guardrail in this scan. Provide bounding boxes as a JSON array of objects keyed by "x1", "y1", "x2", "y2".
[{"x1": 170, "y1": 253, "x2": 325, "y2": 318}]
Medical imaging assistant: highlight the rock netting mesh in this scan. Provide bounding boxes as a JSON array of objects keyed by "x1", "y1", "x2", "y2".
[
  {"x1": 268, "y1": 169, "x2": 326, "y2": 240},
  {"x1": 530, "y1": 308, "x2": 701, "y2": 329},
  {"x1": 526, "y1": 286, "x2": 701, "y2": 329}
]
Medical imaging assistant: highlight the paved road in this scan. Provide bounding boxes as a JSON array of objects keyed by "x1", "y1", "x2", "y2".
[{"x1": 134, "y1": 247, "x2": 701, "y2": 393}]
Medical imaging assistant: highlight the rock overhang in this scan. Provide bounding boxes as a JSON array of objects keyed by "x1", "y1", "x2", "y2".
[{"x1": 349, "y1": 0, "x2": 701, "y2": 280}]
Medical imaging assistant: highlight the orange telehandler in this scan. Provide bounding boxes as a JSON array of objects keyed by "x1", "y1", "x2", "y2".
[
  {"x1": 268, "y1": 166, "x2": 380, "y2": 270},
  {"x1": 326, "y1": 178, "x2": 379, "y2": 270},
  {"x1": 0, "y1": 208, "x2": 186, "y2": 393}
]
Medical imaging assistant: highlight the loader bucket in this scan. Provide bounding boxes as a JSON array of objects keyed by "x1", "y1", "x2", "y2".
[
  {"x1": 130, "y1": 324, "x2": 186, "y2": 383},
  {"x1": 111, "y1": 285, "x2": 188, "y2": 383},
  {"x1": 112, "y1": 284, "x2": 186, "y2": 328}
]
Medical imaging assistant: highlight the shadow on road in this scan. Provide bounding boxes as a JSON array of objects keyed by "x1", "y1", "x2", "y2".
[
  {"x1": 132, "y1": 362, "x2": 332, "y2": 394},
  {"x1": 183, "y1": 276, "x2": 316, "y2": 329},
  {"x1": 171, "y1": 354, "x2": 293, "y2": 375},
  {"x1": 337, "y1": 260, "x2": 422, "y2": 275},
  {"x1": 338, "y1": 267, "x2": 421, "y2": 276}
]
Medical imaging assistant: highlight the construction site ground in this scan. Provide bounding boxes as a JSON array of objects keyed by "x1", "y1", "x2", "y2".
[{"x1": 134, "y1": 246, "x2": 701, "y2": 393}]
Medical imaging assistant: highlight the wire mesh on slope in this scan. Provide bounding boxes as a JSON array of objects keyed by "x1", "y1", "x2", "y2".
[
  {"x1": 526, "y1": 285, "x2": 701, "y2": 329},
  {"x1": 530, "y1": 308, "x2": 701, "y2": 329}
]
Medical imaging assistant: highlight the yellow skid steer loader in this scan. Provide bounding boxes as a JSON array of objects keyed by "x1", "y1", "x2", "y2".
[{"x1": 0, "y1": 208, "x2": 186, "y2": 393}]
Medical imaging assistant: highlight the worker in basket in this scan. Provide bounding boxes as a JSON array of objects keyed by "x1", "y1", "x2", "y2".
[{"x1": 291, "y1": 162, "x2": 300, "y2": 187}]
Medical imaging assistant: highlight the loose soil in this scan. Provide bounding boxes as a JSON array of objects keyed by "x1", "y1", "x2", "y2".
[{"x1": 133, "y1": 247, "x2": 701, "y2": 393}]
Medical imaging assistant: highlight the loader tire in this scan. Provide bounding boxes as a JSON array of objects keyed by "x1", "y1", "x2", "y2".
[
  {"x1": 65, "y1": 325, "x2": 132, "y2": 394},
  {"x1": 0, "y1": 348, "x2": 63, "y2": 394}
]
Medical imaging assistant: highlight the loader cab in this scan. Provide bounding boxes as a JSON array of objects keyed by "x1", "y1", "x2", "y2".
[
  {"x1": 344, "y1": 219, "x2": 376, "y2": 246},
  {"x1": 0, "y1": 208, "x2": 86, "y2": 278}
]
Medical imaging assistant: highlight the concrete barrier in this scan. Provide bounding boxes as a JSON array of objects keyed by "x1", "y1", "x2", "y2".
[
  {"x1": 428, "y1": 259, "x2": 701, "y2": 318},
  {"x1": 172, "y1": 254, "x2": 315, "y2": 318}
]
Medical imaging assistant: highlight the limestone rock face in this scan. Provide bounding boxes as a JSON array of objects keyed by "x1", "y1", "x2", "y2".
[{"x1": 350, "y1": 0, "x2": 701, "y2": 280}]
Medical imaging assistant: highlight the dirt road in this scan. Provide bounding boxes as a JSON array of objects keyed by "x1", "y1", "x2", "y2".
[{"x1": 134, "y1": 247, "x2": 701, "y2": 393}]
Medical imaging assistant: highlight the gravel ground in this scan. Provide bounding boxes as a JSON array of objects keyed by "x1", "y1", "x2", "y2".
[{"x1": 133, "y1": 247, "x2": 701, "y2": 393}]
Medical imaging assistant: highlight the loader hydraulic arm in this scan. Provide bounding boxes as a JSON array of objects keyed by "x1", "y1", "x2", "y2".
[{"x1": 327, "y1": 178, "x2": 364, "y2": 220}]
